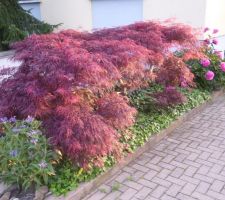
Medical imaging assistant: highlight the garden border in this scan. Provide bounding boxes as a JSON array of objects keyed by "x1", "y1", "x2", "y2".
[{"x1": 45, "y1": 89, "x2": 224, "y2": 200}]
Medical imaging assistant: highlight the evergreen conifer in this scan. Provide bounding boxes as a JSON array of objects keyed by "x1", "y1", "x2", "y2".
[{"x1": 0, "y1": 0, "x2": 55, "y2": 50}]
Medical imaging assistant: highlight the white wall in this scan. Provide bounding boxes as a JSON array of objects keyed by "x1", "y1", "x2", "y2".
[
  {"x1": 205, "y1": 0, "x2": 225, "y2": 36},
  {"x1": 143, "y1": 0, "x2": 206, "y2": 28},
  {"x1": 40, "y1": 0, "x2": 92, "y2": 31}
]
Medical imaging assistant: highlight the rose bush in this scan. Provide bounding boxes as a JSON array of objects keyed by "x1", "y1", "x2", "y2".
[{"x1": 186, "y1": 28, "x2": 225, "y2": 90}]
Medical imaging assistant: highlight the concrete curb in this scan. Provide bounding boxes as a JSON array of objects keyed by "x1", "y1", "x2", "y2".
[
  {"x1": 46, "y1": 90, "x2": 224, "y2": 200},
  {"x1": 0, "y1": 50, "x2": 15, "y2": 59}
]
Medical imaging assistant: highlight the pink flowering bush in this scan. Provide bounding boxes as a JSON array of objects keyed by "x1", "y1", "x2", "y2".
[
  {"x1": 213, "y1": 29, "x2": 219, "y2": 34},
  {"x1": 220, "y1": 62, "x2": 225, "y2": 72},
  {"x1": 205, "y1": 71, "x2": 215, "y2": 81},
  {"x1": 186, "y1": 28, "x2": 225, "y2": 90},
  {"x1": 200, "y1": 58, "x2": 211, "y2": 67},
  {"x1": 212, "y1": 39, "x2": 218, "y2": 45},
  {"x1": 214, "y1": 50, "x2": 223, "y2": 59}
]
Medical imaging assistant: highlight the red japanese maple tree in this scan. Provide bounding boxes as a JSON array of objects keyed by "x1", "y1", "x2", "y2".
[{"x1": 0, "y1": 21, "x2": 201, "y2": 168}]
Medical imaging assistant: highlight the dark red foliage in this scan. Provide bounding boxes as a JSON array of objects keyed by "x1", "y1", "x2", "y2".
[
  {"x1": 0, "y1": 21, "x2": 200, "y2": 167},
  {"x1": 43, "y1": 103, "x2": 121, "y2": 169},
  {"x1": 96, "y1": 93, "x2": 137, "y2": 130},
  {"x1": 156, "y1": 56, "x2": 195, "y2": 87},
  {"x1": 162, "y1": 24, "x2": 197, "y2": 44},
  {"x1": 81, "y1": 39, "x2": 158, "y2": 89},
  {"x1": 153, "y1": 86, "x2": 187, "y2": 107}
]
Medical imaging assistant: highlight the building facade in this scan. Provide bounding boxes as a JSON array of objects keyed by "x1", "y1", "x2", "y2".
[{"x1": 19, "y1": 0, "x2": 225, "y2": 50}]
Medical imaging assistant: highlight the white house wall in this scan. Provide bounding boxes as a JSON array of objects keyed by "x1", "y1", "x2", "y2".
[
  {"x1": 143, "y1": 0, "x2": 206, "y2": 28},
  {"x1": 38, "y1": 0, "x2": 225, "y2": 38},
  {"x1": 40, "y1": 0, "x2": 92, "y2": 31},
  {"x1": 205, "y1": 0, "x2": 225, "y2": 36}
]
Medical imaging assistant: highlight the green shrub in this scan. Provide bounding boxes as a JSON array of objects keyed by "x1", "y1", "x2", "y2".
[
  {"x1": 0, "y1": 0, "x2": 56, "y2": 50},
  {"x1": 0, "y1": 117, "x2": 59, "y2": 190}
]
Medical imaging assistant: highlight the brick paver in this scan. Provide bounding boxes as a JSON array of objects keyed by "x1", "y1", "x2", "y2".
[{"x1": 83, "y1": 96, "x2": 225, "y2": 200}]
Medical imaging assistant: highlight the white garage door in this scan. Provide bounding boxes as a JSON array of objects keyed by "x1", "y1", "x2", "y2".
[{"x1": 92, "y1": 0, "x2": 143, "y2": 29}]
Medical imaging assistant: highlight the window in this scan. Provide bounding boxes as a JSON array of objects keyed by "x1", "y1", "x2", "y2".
[
  {"x1": 92, "y1": 0, "x2": 143, "y2": 29},
  {"x1": 19, "y1": 0, "x2": 41, "y2": 20}
]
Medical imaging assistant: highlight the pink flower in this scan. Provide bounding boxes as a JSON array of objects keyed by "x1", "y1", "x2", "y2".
[
  {"x1": 213, "y1": 29, "x2": 219, "y2": 34},
  {"x1": 205, "y1": 71, "x2": 215, "y2": 81},
  {"x1": 212, "y1": 39, "x2": 218, "y2": 45},
  {"x1": 204, "y1": 39, "x2": 210, "y2": 45},
  {"x1": 200, "y1": 58, "x2": 211, "y2": 67},
  {"x1": 214, "y1": 50, "x2": 223, "y2": 59},
  {"x1": 220, "y1": 62, "x2": 225, "y2": 72},
  {"x1": 204, "y1": 27, "x2": 210, "y2": 33}
]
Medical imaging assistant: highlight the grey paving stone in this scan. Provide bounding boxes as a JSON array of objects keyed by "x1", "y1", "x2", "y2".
[
  {"x1": 195, "y1": 181, "x2": 210, "y2": 194},
  {"x1": 0, "y1": 183, "x2": 8, "y2": 195},
  {"x1": 210, "y1": 180, "x2": 225, "y2": 192},
  {"x1": 134, "y1": 187, "x2": 152, "y2": 199},
  {"x1": 166, "y1": 184, "x2": 182, "y2": 197},
  {"x1": 119, "y1": 188, "x2": 137, "y2": 200},
  {"x1": 150, "y1": 185, "x2": 167, "y2": 199}
]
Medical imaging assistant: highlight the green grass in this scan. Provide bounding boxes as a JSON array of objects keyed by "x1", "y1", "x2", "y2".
[{"x1": 48, "y1": 87, "x2": 210, "y2": 196}]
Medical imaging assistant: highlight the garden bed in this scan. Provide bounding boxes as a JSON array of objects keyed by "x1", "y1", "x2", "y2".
[
  {"x1": 0, "y1": 88, "x2": 219, "y2": 200},
  {"x1": 0, "y1": 88, "x2": 221, "y2": 200},
  {"x1": 45, "y1": 88, "x2": 223, "y2": 200},
  {"x1": 0, "y1": 21, "x2": 225, "y2": 200}
]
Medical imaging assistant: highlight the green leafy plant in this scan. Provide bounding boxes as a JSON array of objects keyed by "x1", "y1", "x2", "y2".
[
  {"x1": 49, "y1": 156, "x2": 116, "y2": 196},
  {"x1": 128, "y1": 84, "x2": 163, "y2": 112},
  {"x1": 99, "y1": 188, "x2": 107, "y2": 193},
  {"x1": 0, "y1": 117, "x2": 59, "y2": 190}
]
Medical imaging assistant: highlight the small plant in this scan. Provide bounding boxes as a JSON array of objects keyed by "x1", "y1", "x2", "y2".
[
  {"x1": 156, "y1": 55, "x2": 195, "y2": 88},
  {"x1": 112, "y1": 182, "x2": 120, "y2": 191},
  {"x1": 126, "y1": 176, "x2": 133, "y2": 181},
  {"x1": 153, "y1": 86, "x2": 187, "y2": 108},
  {"x1": 99, "y1": 188, "x2": 107, "y2": 193},
  {"x1": 0, "y1": 116, "x2": 59, "y2": 190}
]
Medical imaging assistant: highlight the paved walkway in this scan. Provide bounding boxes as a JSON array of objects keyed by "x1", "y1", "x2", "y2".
[{"x1": 84, "y1": 95, "x2": 225, "y2": 200}]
